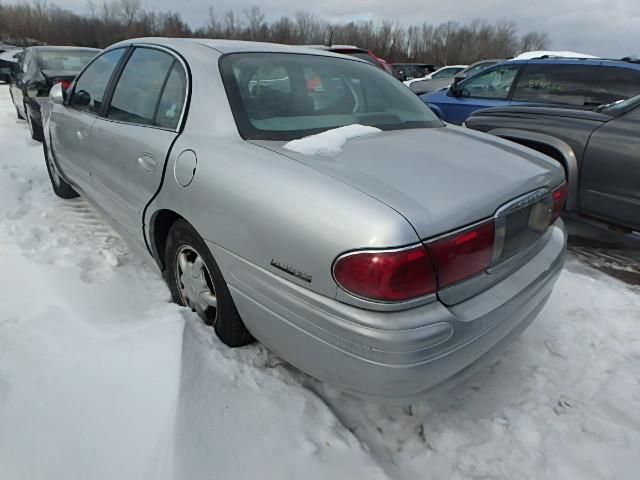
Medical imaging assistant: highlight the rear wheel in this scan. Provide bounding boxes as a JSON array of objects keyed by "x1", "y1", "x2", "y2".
[
  {"x1": 43, "y1": 141, "x2": 79, "y2": 199},
  {"x1": 165, "y1": 219, "x2": 254, "y2": 347}
]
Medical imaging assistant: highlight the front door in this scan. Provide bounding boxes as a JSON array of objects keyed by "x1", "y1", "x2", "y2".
[{"x1": 49, "y1": 47, "x2": 127, "y2": 187}]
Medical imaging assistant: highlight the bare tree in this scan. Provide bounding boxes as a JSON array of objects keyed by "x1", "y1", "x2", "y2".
[{"x1": 0, "y1": 1, "x2": 551, "y2": 63}]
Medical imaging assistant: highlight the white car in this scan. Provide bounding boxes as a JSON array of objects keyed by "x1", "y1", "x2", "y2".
[{"x1": 403, "y1": 65, "x2": 467, "y2": 87}]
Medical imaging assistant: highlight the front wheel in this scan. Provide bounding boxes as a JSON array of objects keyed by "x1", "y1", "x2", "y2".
[
  {"x1": 43, "y1": 141, "x2": 79, "y2": 199},
  {"x1": 165, "y1": 219, "x2": 254, "y2": 347}
]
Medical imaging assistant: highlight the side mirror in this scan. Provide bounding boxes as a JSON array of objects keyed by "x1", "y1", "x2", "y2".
[
  {"x1": 450, "y1": 75, "x2": 467, "y2": 97},
  {"x1": 453, "y1": 73, "x2": 468, "y2": 83},
  {"x1": 49, "y1": 82, "x2": 65, "y2": 105}
]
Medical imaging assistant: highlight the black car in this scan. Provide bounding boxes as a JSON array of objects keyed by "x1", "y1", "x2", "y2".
[
  {"x1": 9, "y1": 46, "x2": 99, "y2": 141},
  {"x1": 0, "y1": 48, "x2": 22, "y2": 83},
  {"x1": 465, "y1": 97, "x2": 640, "y2": 232},
  {"x1": 391, "y1": 63, "x2": 436, "y2": 81}
]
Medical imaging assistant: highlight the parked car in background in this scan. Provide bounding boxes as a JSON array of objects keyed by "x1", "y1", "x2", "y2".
[
  {"x1": 9, "y1": 45, "x2": 99, "y2": 140},
  {"x1": 306, "y1": 44, "x2": 394, "y2": 74},
  {"x1": 404, "y1": 65, "x2": 466, "y2": 88},
  {"x1": 409, "y1": 60, "x2": 501, "y2": 95},
  {"x1": 391, "y1": 63, "x2": 436, "y2": 81},
  {"x1": 465, "y1": 97, "x2": 640, "y2": 232},
  {"x1": 422, "y1": 57, "x2": 640, "y2": 124},
  {"x1": 43, "y1": 38, "x2": 566, "y2": 403},
  {"x1": 0, "y1": 48, "x2": 23, "y2": 83}
]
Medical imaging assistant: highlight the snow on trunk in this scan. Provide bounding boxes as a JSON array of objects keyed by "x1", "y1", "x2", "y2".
[{"x1": 283, "y1": 124, "x2": 382, "y2": 157}]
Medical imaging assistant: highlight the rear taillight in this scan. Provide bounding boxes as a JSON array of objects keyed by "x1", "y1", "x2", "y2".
[
  {"x1": 428, "y1": 222, "x2": 495, "y2": 289},
  {"x1": 550, "y1": 182, "x2": 568, "y2": 225},
  {"x1": 333, "y1": 246, "x2": 437, "y2": 301},
  {"x1": 333, "y1": 222, "x2": 495, "y2": 301},
  {"x1": 58, "y1": 80, "x2": 72, "y2": 90},
  {"x1": 334, "y1": 185, "x2": 565, "y2": 302}
]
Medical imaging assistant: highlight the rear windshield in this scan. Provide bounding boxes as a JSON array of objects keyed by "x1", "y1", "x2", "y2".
[
  {"x1": 37, "y1": 49, "x2": 97, "y2": 71},
  {"x1": 220, "y1": 53, "x2": 443, "y2": 141}
]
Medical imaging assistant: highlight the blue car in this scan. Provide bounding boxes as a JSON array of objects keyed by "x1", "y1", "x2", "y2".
[{"x1": 421, "y1": 57, "x2": 640, "y2": 124}]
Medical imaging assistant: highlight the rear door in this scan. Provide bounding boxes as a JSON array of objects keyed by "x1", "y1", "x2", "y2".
[
  {"x1": 89, "y1": 46, "x2": 188, "y2": 237},
  {"x1": 511, "y1": 62, "x2": 599, "y2": 107},
  {"x1": 580, "y1": 106, "x2": 640, "y2": 230},
  {"x1": 49, "y1": 47, "x2": 127, "y2": 187}
]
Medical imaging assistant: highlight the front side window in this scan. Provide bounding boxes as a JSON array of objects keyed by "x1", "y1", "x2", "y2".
[
  {"x1": 70, "y1": 47, "x2": 125, "y2": 114},
  {"x1": 221, "y1": 53, "x2": 442, "y2": 141},
  {"x1": 512, "y1": 63, "x2": 597, "y2": 106},
  {"x1": 107, "y1": 48, "x2": 175, "y2": 125},
  {"x1": 37, "y1": 49, "x2": 97, "y2": 72},
  {"x1": 459, "y1": 65, "x2": 520, "y2": 99}
]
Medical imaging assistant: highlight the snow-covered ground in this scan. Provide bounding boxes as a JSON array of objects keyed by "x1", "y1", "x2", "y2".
[{"x1": 1, "y1": 84, "x2": 639, "y2": 479}]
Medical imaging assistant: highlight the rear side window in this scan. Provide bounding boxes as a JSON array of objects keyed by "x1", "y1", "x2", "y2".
[
  {"x1": 155, "y1": 63, "x2": 187, "y2": 129},
  {"x1": 587, "y1": 66, "x2": 640, "y2": 105},
  {"x1": 108, "y1": 48, "x2": 174, "y2": 125},
  {"x1": 459, "y1": 65, "x2": 520, "y2": 99},
  {"x1": 512, "y1": 64, "x2": 597, "y2": 106},
  {"x1": 70, "y1": 48, "x2": 125, "y2": 114}
]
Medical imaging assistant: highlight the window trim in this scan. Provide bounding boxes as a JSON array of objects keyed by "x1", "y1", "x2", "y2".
[{"x1": 68, "y1": 43, "x2": 190, "y2": 134}]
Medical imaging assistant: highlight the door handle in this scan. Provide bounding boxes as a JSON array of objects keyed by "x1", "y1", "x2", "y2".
[
  {"x1": 76, "y1": 128, "x2": 88, "y2": 141},
  {"x1": 137, "y1": 154, "x2": 157, "y2": 172}
]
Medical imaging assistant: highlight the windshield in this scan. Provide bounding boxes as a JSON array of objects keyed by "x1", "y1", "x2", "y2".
[
  {"x1": 598, "y1": 94, "x2": 640, "y2": 115},
  {"x1": 37, "y1": 49, "x2": 97, "y2": 71},
  {"x1": 221, "y1": 53, "x2": 443, "y2": 141}
]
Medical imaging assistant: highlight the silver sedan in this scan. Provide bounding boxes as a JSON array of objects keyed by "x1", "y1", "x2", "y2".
[{"x1": 42, "y1": 38, "x2": 567, "y2": 403}]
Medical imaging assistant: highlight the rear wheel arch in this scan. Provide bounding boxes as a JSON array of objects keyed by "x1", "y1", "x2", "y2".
[
  {"x1": 149, "y1": 209, "x2": 185, "y2": 271},
  {"x1": 488, "y1": 128, "x2": 579, "y2": 211}
]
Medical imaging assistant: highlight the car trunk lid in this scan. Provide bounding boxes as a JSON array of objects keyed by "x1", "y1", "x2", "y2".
[
  {"x1": 253, "y1": 126, "x2": 565, "y2": 304},
  {"x1": 253, "y1": 126, "x2": 564, "y2": 238}
]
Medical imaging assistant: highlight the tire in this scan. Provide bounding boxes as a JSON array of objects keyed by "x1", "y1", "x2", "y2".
[
  {"x1": 26, "y1": 104, "x2": 44, "y2": 142},
  {"x1": 43, "y1": 141, "x2": 79, "y2": 199},
  {"x1": 165, "y1": 219, "x2": 254, "y2": 347}
]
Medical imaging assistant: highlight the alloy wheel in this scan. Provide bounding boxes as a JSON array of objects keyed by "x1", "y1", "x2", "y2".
[{"x1": 175, "y1": 244, "x2": 218, "y2": 321}]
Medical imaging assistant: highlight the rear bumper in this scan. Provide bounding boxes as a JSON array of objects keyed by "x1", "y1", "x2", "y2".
[{"x1": 217, "y1": 220, "x2": 566, "y2": 404}]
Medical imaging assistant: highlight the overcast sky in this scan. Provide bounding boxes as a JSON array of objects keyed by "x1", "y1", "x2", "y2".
[{"x1": 64, "y1": 0, "x2": 640, "y2": 57}]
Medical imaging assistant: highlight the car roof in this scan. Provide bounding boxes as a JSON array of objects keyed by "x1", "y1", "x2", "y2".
[
  {"x1": 28, "y1": 45, "x2": 101, "y2": 53},
  {"x1": 109, "y1": 38, "x2": 371, "y2": 62},
  {"x1": 505, "y1": 57, "x2": 640, "y2": 69}
]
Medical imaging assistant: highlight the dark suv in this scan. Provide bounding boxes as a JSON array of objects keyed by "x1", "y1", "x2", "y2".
[{"x1": 422, "y1": 57, "x2": 640, "y2": 124}]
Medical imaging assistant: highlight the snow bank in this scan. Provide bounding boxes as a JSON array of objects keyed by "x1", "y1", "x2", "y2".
[
  {"x1": 513, "y1": 50, "x2": 599, "y2": 60},
  {"x1": 283, "y1": 124, "x2": 381, "y2": 157},
  {"x1": 1, "y1": 84, "x2": 639, "y2": 480}
]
